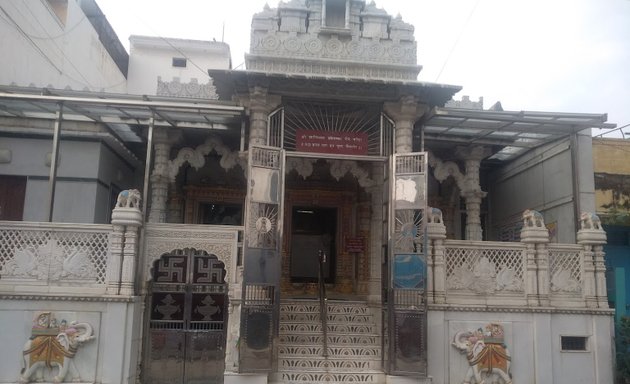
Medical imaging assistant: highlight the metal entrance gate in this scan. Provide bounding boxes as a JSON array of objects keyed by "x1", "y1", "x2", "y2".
[
  {"x1": 145, "y1": 249, "x2": 228, "y2": 384},
  {"x1": 387, "y1": 153, "x2": 428, "y2": 376}
]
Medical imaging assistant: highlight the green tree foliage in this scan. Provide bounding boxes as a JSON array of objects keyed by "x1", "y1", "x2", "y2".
[{"x1": 617, "y1": 317, "x2": 630, "y2": 383}]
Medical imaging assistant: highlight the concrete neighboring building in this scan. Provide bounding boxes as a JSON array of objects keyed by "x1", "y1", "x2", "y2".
[
  {"x1": 0, "y1": 1, "x2": 617, "y2": 384},
  {"x1": 127, "y1": 35, "x2": 231, "y2": 97},
  {"x1": 0, "y1": 0, "x2": 138, "y2": 224},
  {"x1": 0, "y1": 0, "x2": 127, "y2": 92},
  {"x1": 593, "y1": 137, "x2": 630, "y2": 323}
]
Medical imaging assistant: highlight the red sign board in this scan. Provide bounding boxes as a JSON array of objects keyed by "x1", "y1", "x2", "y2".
[{"x1": 296, "y1": 129, "x2": 368, "y2": 156}]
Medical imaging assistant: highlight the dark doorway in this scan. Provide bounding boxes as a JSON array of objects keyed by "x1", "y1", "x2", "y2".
[
  {"x1": 290, "y1": 207, "x2": 337, "y2": 283},
  {"x1": 0, "y1": 175, "x2": 26, "y2": 221}
]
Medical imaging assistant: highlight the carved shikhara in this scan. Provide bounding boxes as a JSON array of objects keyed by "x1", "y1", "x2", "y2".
[{"x1": 247, "y1": 1, "x2": 420, "y2": 81}]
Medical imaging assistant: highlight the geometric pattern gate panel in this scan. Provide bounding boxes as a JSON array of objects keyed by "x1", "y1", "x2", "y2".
[{"x1": 145, "y1": 249, "x2": 227, "y2": 384}]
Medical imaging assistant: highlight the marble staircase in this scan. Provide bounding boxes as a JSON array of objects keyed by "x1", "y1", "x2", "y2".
[{"x1": 273, "y1": 299, "x2": 384, "y2": 384}]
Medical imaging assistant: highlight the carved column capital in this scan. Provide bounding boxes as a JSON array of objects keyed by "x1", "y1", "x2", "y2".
[
  {"x1": 383, "y1": 96, "x2": 429, "y2": 153},
  {"x1": 239, "y1": 86, "x2": 282, "y2": 147},
  {"x1": 243, "y1": 86, "x2": 282, "y2": 112}
]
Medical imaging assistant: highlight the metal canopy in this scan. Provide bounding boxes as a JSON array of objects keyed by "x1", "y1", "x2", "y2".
[
  {"x1": 0, "y1": 86, "x2": 245, "y2": 136},
  {"x1": 422, "y1": 107, "x2": 615, "y2": 161}
]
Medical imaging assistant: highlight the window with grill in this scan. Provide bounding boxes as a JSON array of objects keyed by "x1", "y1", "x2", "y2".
[
  {"x1": 561, "y1": 336, "x2": 588, "y2": 351},
  {"x1": 172, "y1": 57, "x2": 187, "y2": 68}
]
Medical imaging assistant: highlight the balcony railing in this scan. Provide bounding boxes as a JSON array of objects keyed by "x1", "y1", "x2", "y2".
[
  {"x1": 0, "y1": 221, "x2": 111, "y2": 294},
  {"x1": 427, "y1": 215, "x2": 608, "y2": 310}
]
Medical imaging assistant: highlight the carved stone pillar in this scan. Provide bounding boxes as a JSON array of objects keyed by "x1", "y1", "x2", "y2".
[
  {"x1": 429, "y1": 146, "x2": 489, "y2": 241},
  {"x1": 577, "y1": 213, "x2": 608, "y2": 308},
  {"x1": 106, "y1": 224, "x2": 124, "y2": 295},
  {"x1": 456, "y1": 146, "x2": 490, "y2": 241},
  {"x1": 383, "y1": 95, "x2": 427, "y2": 154},
  {"x1": 582, "y1": 244, "x2": 598, "y2": 309},
  {"x1": 521, "y1": 209, "x2": 549, "y2": 307},
  {"x1": 242, "y1": 86, "x2": 282, "y2": 147},
  {"x1": 462, "y1": 190, "x2": 484, "y2": 241},
  {"x1": 149, "y1": 128, "x2": 175, "y2": 223},
  {"x1": 366, "y1": 163, "x2": 384, "y2": 304},
  {"x1": 109, "y1": 189, "x2": 144, "y2": 296},
  {"x1": 167, "y1": 183, "x2": 184, "y2": 223},
  {"x1": 535, "y1": 242, "x2": 551, "y2": 306},
  {"x1": 224, "y1": 267, "x2": 243, "y2": 374},
  {"x1": 427, "y1": 207, "x2": 447, "y2": 304},
  {"x1": 593, "y1": 244, "x2": 608, "y2": 308},
  {"x1": 121, "y1": 224, "x2": 140, "y2": 295}
]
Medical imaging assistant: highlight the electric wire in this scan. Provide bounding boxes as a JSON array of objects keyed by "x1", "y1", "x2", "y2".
[
  {"x1": 0, "y1": 2, "x2": 126, "y2": 91},
  {"x1": 435, "y1": 0, "x2": 481, "y2": 82},
  {"x1": 122, "y1": 8, "x2": 215, "y2": 81}
]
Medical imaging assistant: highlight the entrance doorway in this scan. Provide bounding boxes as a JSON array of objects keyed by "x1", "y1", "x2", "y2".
[
  {"x1": 290, "y1": 207, "x2": 337, "y2": 283},
  {"x1": 144, "y1": 249, "x2": 227, "y2": 384}
]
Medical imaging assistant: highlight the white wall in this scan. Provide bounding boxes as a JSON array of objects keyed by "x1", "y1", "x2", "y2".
[
  {"x1": 0, "y1": 0, "x2": 127, "y2": 92},
  {"x1": 427, "y1": 309, "x2": 614, "y2": 384},
  {"x1": 127, "y1": 35, "x2": 231, "y2": 95},
  {"x1": 0, "y1": 298, "x2": 143, "y2": 384}
]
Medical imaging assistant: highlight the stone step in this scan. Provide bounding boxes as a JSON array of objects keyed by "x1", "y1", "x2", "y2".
[
  {"x1": 278, "y1": 345, "x2": 381, "y2": 358},
  {"x1": 279, "y1": 333, "x2": 380, "y2": 346},
  {"x1": 280, "y1": 301, "x2": 372, "y2": 315},
  {"x1": 277, "y1": 299, "x2": 383, "y2": 384},
  {"x1": 271, "y1": 371, "x2": 385, "y2": 384},
  {"x1": 279, "y1": 322, "x2": 376, "y2": 334},
  {"x1": 277, "y1": 356, "x2": 383, "y2": 371},
  {"x1": 280, "y1": 312, "x2": 374, "y2": 323}
]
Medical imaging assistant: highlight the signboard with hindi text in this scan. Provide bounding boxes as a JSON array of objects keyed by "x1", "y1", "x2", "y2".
[{"x1": 296, "y1": 129, "x2": 368, "y2": 155}]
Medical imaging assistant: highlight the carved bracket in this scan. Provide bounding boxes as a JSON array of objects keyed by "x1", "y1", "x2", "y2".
[{"x1": 168, "y1": 136, "x2": 246, "y2": 181}]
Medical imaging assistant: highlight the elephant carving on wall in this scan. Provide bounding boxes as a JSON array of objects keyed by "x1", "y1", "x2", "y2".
[
  {"x1": 20, "y1": 312, "x2": 95, "y2": 384},
  {"x1": 451, "y1": 323, "x2": 512, "y2": 384}
]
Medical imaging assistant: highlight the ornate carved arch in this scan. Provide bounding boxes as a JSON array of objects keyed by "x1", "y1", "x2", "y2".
[{"x1": 143, "y1": 224, "x2": 239, "y2": 284}]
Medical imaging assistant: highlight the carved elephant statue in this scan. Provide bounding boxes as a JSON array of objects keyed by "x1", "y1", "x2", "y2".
[
  {"x1": 580, "y1": 211, "x2": 602, "y2": 230},
  {"x1": 20, "y1": 322, "x2": 95, "y2": 383},
  {"x1": 452, "y1": 330, "x2": 512, "y2": 384},
  {"x1": 116, "y1": 189, "x2": 141, "y2": 209},
  {"x1": 522, "y1": 208, "x2": 544, "y2": 228}
]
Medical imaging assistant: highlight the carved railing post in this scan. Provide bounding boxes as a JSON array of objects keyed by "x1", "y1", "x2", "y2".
[
  {"x1": 106, "y1": 224, "x2": 124, "y2": 295},
  {"x1": 225, "y1": 266, "x2": 243, "y2": 374},
  {"x1": 427, "y1": 207, "x2": 447, "y2": 304},
  {"x1": 109, "y1": 189, "x2": 144, "y2": 295},
  {"x1": 577, "y1": 212, "x2": 608, "y2": 309},
  {"x1": 520, "y1": 209, "x2": 549, "y2": 307}
]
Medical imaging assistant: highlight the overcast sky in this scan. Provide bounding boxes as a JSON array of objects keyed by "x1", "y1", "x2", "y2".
[{"x1": 95, "y1": 0, "x2": 630, "y2": 137}]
